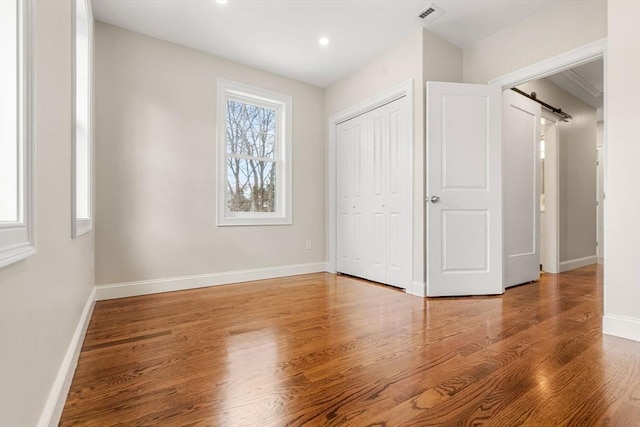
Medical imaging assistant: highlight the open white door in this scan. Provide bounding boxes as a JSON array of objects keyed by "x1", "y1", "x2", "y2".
[
  {"x1": 502, "y1": 90, "x2": 541, "y2": 287},
  {"x1": 426, "y1": 82, "x2": 503, "y2": 296}
]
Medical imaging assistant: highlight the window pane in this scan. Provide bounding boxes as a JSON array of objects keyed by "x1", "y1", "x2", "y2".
[
  {"x1": 226, "y1": 157, "x2": 276, "y2": 212},
  {"x1": 0, "y1": 0, "x2": 20, "y2": 223},
  {"x1": 226, "y1": 100, "x2": 276, "y2": 159}
]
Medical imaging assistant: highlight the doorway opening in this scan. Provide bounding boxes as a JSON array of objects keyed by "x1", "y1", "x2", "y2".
[{"x1": 505, "y1": 55, "x2": 604, "y2": 281}]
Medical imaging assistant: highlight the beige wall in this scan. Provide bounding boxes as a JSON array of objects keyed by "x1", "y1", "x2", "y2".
[
  {"x1": 423, "y1": 30, "x2": 463, "y2": 84},
  {"x1": 325, "y1": 29, "x2": 462, "y2": 287},
  {"x1": 0, "y1": 1, "x2": 95, "y2": 425},
  {"x1": 94, "y1": 23, "x2": 326, "y2": 285},
  {"x1": 604, "y1": 0, "x2": 640, "y2": 325},
  {"x1": 517, "y1": 79, "x2": 597, "y2": 262},
  {"x1": 463, "y1": 0, "x2": 607, "y2": 84}
]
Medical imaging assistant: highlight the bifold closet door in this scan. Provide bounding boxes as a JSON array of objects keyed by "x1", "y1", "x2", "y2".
[{"x1": 336, "y1": 97, "x2": 411, "y2": 289}]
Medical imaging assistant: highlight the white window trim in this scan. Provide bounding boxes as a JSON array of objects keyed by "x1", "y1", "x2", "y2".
[
  {"x1": 216, "y1": 79, "x2": 292, "y2": 226},
  {"x1": 71, "y1": 0, "x2": 93, "y2": 237},
  {"x1": 0, "y1": 0, "x2": 36, "y2": 268}
]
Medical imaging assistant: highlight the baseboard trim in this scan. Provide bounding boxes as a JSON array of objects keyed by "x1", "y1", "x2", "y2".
[
  {"x1": 603, "y1": 314, "x2": 640, "y2": 342},
  {"x1": 95, "y1": 262, "x2": 329, "y2": 300},
  {"x1": 38, "y1": 287, "x2": 96, "y2": 427},
  {"x1": 559, "y1": 255, "x2": 598, "y2": 272},
  {"x1": 408, "y1": 280, "x2": 426, "y2": 297}
]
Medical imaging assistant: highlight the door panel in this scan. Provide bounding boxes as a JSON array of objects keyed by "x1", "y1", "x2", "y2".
[
  {"x1": 384, "y1": 98, "x2": 411, "y2": 286},
  {"x1": 426, "y1": 82, "x2": 503, "y2": 296},
  {"x1": 442, "y1": 96, "x2": 489, "y2": 189},
  {"x1": 442, "y1": 210, "x2": 489, "y2": 272},
  {"x1": 337, "y1": 115, "x2": 368, "y2": 278},
  {"x1": 503, "y1": 90, "x2": 541, "y2": 287},
  {"x1": 369, "y1": 106, "x2": 387, "y2": 283}
]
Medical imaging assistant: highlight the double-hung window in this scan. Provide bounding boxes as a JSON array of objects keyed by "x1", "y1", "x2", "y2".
[
  {"x1": 217, "y1": 79, "x2": 292, "y2": 226},
  {"x1": 0, "y1": 0, "x2": 35, "y2": 268}
]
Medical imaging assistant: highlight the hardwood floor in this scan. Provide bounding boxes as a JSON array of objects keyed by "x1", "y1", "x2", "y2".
[{"x1": 61, "y1": 265, "x2": 640, "y2": 426}]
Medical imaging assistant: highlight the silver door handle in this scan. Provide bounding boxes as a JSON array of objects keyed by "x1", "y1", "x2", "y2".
[{"x1": 427, "y1": 195, "x2": 440, "y2": 203}]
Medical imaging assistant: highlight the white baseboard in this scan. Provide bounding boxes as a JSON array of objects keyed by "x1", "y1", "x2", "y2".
[
  {"x1": 559, "y1": 255, "x2": 598, "y2": 272},
  {"x1": 407, "y1": 280, "x2": 426, "y2": 297},
  {"x1": 603, "y1": 314, "x2": 640, "y2": 342},
  {"x1": 95, "y1": 262, "x2": 329, "y2": 300},
  {"x1": 38, "y1": 287, "x2": 96, "y2": 427}
]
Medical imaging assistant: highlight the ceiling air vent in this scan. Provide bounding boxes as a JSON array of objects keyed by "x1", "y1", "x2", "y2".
[{"x1": 417, "y1": 3, "x2": 445, "y2": 24}]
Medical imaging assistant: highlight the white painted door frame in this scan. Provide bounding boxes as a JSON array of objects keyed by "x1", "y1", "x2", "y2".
[
  {"x1": 596, "y1": 145, "x2": 604, "y2": 261},
  {"x1": 327, "y1": 79, "x2": 415, "y2": 291},
  {"x1": 491, "y1": 38, "x2": 606, "y2": 282}
]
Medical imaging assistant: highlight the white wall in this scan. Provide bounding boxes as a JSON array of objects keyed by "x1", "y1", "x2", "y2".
[
  {"x1": 0, "y1": 1, "x2": 95, "y2": 425},
  {"x1": 423, "y1": 30, "x2": 463, "y2": 84},
  {"x1": 463, "y1": 0, "x2": 607, "y2": 84},
  {"x1": 94, "y1": 23, "x2": 326, "y2": 286},
  {"x1": 603, "y1": 0, "x2": 640, "y2": 341},
  {"x1": 325, "y1": 29, "x2": 462, "y2": 290},
  {"x1": 517, "y1": 79, "x2": 598, "y2": 263}
]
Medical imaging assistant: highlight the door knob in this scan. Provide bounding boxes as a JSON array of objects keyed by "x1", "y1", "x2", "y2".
[{"x1": 427, "y1": 195, "x2": 440, "y2": 203}]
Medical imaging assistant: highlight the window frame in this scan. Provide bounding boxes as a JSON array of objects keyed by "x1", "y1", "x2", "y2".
[
  {"x1": 71, "y1": 0, "x2": 93, "y2": 237},
  {"x1": 0, "y1": 0, "x2": 36, "y2": 268},
  {"x1": 216, "y1": 79, "x2": 292, "y2": 226}
]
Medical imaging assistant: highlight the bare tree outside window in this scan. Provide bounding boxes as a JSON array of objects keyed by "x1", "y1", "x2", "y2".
[{"x1": 225, "y1": 100, "x2": 278, "y2": 212}]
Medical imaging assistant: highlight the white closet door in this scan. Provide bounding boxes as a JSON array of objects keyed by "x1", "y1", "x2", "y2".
[
  {"x1": 337, "y1": 114, "x2": 368, "y2": 278},
  {"x1": 384, "y1": 98, "x2": 411, "y2": 286},
  {"x1": 336, "y1": 97, "x2": 411, "y2": 289},
  {"x1": 368, "y1": 104, "x2": 388, "y2": 283}
]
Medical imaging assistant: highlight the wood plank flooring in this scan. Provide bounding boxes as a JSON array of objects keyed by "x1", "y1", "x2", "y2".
[{"x1": 60, "y1": 265, "x2": 640, "y2": 426}]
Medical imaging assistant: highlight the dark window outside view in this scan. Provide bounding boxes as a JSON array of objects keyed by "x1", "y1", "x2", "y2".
[{"x1": 225, "y1": 99, "x2": 277, "y2": 213}]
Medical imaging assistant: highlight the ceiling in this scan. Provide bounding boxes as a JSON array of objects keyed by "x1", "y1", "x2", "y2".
[
  {"x1": 547, "y1": 59, "x2": 604, "y2": 109},
  {"x1": 91, "y1": 0, "x2": 559, "y2": 88}
]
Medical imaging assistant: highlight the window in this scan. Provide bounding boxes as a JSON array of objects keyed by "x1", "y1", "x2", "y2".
[
  {"x1": 217, "y1": 79, "x2": 292, "y2": 226},
  {"x1": 72, "y1": 0, "x2": 93, "y2": 237},
  {"x1": 0, "y1": 0, "x2": 35, "y2": 268}
]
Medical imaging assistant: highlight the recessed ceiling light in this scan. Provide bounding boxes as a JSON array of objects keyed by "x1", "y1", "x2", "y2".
[
  {"x1": 216, "y1": 0, "x2": 228, "y2": 4},
  {"x1": 319, "y1": 37, "x2": 330, "y2": 47}
]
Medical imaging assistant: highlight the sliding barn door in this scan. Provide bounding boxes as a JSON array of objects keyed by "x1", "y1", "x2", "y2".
[
  {"x1": 426, "y1": 82, "x2": 503, "y2": 296},
  {"x1": 503, "y1": 90, "x2": 541, "y2": 287},
  {"x1": 337, "y1": 97, "x2": 411, "y2": 289}
]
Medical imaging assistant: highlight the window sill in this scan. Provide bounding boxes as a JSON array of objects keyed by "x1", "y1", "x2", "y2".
[
  {"x1": 217, "y1": 216, "x2": 292, "y2": 227},
  {"x1": 0, "y1": 244, "x2": 36, "y2": 268},
  {"x1": 73, "y1": 219, "x2": 92, "y2": 238}
]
